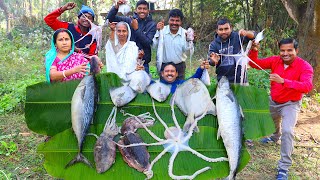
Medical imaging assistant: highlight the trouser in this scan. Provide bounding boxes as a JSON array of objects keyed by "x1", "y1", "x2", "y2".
[
  {"x1": 269, "y1": 97, "x2": 301, "y2": 171},
  {"x1": 161, "y1": 61, "x2": 186, "y2": 80},
  {"x1": 143, "y1": 63, "x2": 150, "y2": 74}
]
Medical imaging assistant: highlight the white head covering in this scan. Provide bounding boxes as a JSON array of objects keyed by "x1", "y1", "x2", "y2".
[{"x1": 114, "y1": 21, "x2": 131, "y2": 47}]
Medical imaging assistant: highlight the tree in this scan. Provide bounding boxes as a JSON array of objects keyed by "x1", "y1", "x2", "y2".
[
  {"x1": 0, "y1": 0, "x2": 10, "y2": 33},
  {"x1": 281, "y1": 0, "x2": 320, "y2": 91}
]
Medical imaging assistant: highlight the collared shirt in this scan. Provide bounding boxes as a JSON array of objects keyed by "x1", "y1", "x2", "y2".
[
  {"x1": 153, "y1": 25, "x2": 191, "y2": 64},
  {"x1": 248, "y1": 50, "x2": 313, "y2": 103}
]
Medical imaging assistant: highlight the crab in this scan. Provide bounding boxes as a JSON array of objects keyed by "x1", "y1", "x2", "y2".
[{"x1": 116, "y1": 99, "x2": 228, "y2": 179}]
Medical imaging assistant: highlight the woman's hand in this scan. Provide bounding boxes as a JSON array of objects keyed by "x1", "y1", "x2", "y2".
[{"x1": 73, "y1": 62, "x2": 89, "y2": 75}]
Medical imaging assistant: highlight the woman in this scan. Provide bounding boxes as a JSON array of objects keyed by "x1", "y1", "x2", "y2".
[
  {"x1": 45, "y1": 28, "x2": 89, "y2": 83},
  {"x1": 105, "y1": 21, "x2": 144, "y2": 80}
]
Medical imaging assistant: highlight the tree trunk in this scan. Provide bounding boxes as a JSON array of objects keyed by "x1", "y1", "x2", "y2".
[
  {"x1": 0, "y1": 0, "x2": 10, "y2": 33},
  {"x1": 281, "y1": 0, "x2": 320, "y2": 91},
  {"x1": 251, "y1": 0, "x2": 261, "y2": 30},
  {"x1": 189, "y1": 0, "x2": 193, "y2": 22}
]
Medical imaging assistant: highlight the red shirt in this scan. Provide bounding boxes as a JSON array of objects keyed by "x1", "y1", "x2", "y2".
[
  {"x1": 44, "y1": 8, "x2": 97, "y2": 56},
  {"x1": 248, "y1": 50, "x2": 313, "y2": 103}
]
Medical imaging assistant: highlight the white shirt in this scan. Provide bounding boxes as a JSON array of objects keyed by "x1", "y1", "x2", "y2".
[{"x1": 153, "y1": 25, "x2": 191, "y2": 64}]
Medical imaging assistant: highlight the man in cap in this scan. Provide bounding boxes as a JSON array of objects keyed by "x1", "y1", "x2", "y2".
[{"x1": 44, "y1": 2, "x2": 97, "y2": 56}]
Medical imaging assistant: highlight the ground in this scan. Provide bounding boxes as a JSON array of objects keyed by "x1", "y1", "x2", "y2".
[{"x1": 0, "y1": 100, "x2": 319, "y2": 179}]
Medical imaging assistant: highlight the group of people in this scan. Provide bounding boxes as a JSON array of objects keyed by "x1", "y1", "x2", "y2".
[{"x1": 43, "y1": 1, "x2": 313, "y2": 180}]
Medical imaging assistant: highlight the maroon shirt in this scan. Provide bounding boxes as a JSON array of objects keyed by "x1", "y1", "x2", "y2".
[{"x1": 248, "y1": 50, "x2": 313, "y2": 103}]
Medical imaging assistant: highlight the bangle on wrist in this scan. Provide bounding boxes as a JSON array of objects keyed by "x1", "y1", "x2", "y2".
[{"x1": 62, "y1": 70, "x2": 67, "y2": 78}]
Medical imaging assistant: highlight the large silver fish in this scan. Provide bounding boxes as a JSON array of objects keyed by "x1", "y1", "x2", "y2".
[
  {"x1": 109, "y1": 83, "x2": 137, "y2": 107},
  {"x1": 66, "y1": 57, "x2": 100, "y2": 168},
  {"x1": 127, "y1": 70, "x2": 151, "y2": 93},
  {"x1": 216, "y1": 76, "x2": 243, "y2": 180},
  {"x1": 173, "y1": 78, "x2": 216, "y2": 132}
]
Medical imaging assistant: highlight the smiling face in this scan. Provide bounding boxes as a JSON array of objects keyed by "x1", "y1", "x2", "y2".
[
  {"x1": 216, "y1": 23, "x2": 232, "y2": 41},
  {"x1": 168, "y1": 16, "x2": 182, "y2": 34},
  {"x1": 279, "y1": 43, "x2": 298, "y2": 65},
  {"x1": 161, "y1": 64, "x2": 178, "y2": 83},
  {"x1": 55, "y1": 31, "x2": 72, "y2": 53},
  {"x1": 78, "y1": 13, "x2": 93, "y2": 28},
  {"x1": 136, "y1": 4, "x2": 149, "y2": 19},
  {"x1": 116, "y1": 24, "x2": 129, "y2": 43}
]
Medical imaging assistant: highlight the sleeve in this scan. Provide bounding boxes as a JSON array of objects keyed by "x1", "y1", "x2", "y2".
[
  {"x1": 190, "y1": 67, "x2": 204, "y2": 79},
  {"x1": 44, "y1": 8, "x2": 69, "y2": 30},
  {"x1": 283, "y1": 64, "x2": 314, "y2": 93},
  {"x1": 248, "y1": 49, "x2": 274, "y2": 69},
  {"x1": 106, "y1": 6, "x2": 131, "y2": 24},
  {"x1": 133, "y1": 22, "x2": 157, "y2": 48}
]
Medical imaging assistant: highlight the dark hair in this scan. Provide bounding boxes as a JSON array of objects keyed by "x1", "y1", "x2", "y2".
[
  {"x1": 161, "y1": 62, "x2": 177, "y2": 72},
  {"x1": 278, "y1": 38, "x2": 298, "y2": 49},
  {"x1": 169, "y1": 9, "x2": 184, "y2": 21},
  {"x1": 216, "y1": 18, "x2": 231, "y2": 28},
  {"x1": 53, "y1": 28, "x2": 73, "y2": 45},
  {"x1": 136, "y1": 0, "x2": 149, "y2": 8}
]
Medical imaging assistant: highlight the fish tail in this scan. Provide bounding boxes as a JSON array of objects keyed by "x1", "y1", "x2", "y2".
[{"x1": 65, "y1": 153, "x2": 93, "y2": 168}]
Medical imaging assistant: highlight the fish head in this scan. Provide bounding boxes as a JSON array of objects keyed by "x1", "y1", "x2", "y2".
[
  {"x1": 90, "y1": 56, "x2": 101, "y2": 75},
  {"x1": 218, "y1": 76, "x2": 230, "y2": 90}
]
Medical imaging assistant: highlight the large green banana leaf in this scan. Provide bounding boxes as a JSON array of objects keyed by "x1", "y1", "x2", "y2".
[{"x1": 25, "y1": 73, "x2": 274, "y2": 179}]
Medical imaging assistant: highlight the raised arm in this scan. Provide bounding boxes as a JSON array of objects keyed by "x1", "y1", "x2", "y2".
[{"x1": 44, "y1": 2, "x2": 76, "y2": 30}]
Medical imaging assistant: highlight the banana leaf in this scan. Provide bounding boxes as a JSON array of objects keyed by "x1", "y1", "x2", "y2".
[
  {"x1": 38, "y1": 124, "x2": 250, "y2": 179},
  {"x1": 25, "y1": 72, "x2": 275, "y2": 179}
]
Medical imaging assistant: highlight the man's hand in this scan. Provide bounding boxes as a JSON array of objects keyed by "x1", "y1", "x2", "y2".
[
  {"x1": 200, "y1": 60, "x2": 210, "y2": 70},
  {"x1": 136, "y1": 64, "x2": 145, "y2": 71},
  {"x1": 131, "y1": 18, "x2": 138, "y2": 30},
  {"x1": 209, "y1": 52, "x2": 220, "y2": 65},
  {"x1": 138, "y1": 50, "x2": 145, "y2": 59},
  {"x1": 156, "y1": 20, "x2": 164, "y2": 31},
  {"x1": 269, "y1": 73, "x2": 284, "y2": 84},
  {"x1": 251, "y1": 41, "x2": 260, "y2": 51},
  {"x1": 61, "y1": 2, "x2": 76, "y2": 12},
  {"x1": 109, "y1": 22, "x2": 117, "y2": 31},
  {"x1": 115, "y1": 0, "x2": 125, "y2": 9}
]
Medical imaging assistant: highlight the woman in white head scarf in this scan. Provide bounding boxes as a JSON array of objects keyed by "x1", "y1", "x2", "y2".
[{"x1": 105, "y1": 21, "x2": 143, "y2": 80}]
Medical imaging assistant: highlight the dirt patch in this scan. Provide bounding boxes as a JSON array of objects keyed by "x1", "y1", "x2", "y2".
[{"x1": 295, "y1": 110, "x2": 320, "y2": 146}]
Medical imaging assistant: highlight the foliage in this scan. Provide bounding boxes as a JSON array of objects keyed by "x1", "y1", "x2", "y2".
[
  {"x1": 0, "y1": 140, "x2": 17, "y2": 156},
  {"x1": 0, "y1": 29, "x2": 47, "y2": 114}
]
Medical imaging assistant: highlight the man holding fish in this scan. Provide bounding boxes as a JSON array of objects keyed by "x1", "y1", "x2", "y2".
[
  {"x1": 107, "y1": 0, "x2": 157, "y2": 73},
  {"x1": 208, "y1": 17, "x2": 255, "y2": 84},
  {"x1": 248, "y1": 38, "x2": 313, "y2": 180},
  {"x1": 153, "y1": 9, "x2": 193, "y2": 80}
]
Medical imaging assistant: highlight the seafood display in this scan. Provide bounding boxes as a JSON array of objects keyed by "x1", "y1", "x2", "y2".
[
  {"x1": 116, "y1": 100, "x2": 228, "y2": 179},
  {"x1": 173, "y1": 78, "x2": 216, "y2": 132},
  {"x1": 66, "y1": 57, "x2": 100, "y2": 168},
  {"x1": 117, "y1": 115, "x2": 155, "y2": 179},
  {"x1": 127, "y1": 71, "x2": 151, "y2": 93},
  {"x1": 215, "y1": 76, "x2": 243, "y2": 180},
  {"x1": 94, "y1": 107, "x2": 119, "y2": 173}
]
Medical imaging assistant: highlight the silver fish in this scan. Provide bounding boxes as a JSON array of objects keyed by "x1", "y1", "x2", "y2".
[
  {"x1": 147, "y1": 80, "x2": 171, "y2": 102},
  {"x1": 127, "y1": 70, "x2": 151, "y2": 93},
  {"x1": 66, "y1": 57, "x2": 100, "y2": 168},
  {"x1": 173, "y1": 78, "x2": 216, "y2": 132},
  {"x1": 94, "y1": 107, "x2": 119, "y2": 173},
  {"x1": 156, "y1": 29, "x2": 164, "y2": 72},
  {"x1": 216, "y1": 76, "x2": 243, "y2": 180},
  {"x1": 109, "y1": 84, "x2": 137, "y2": 107}
]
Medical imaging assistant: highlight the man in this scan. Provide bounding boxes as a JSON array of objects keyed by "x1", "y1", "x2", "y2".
[
  {"x1": 44, "y1": 2, "x2": 97, "y2": 56},
  {"x1": 208, "y1": 18, "x2": 255, "y2": 84},
  {"x1": 160, "y1": 60, "x2": 210, "y2": 94},
  {"x1": 107, "y1": 0, "x2": 156, "y2": 73},
  {"x1": 248, "y1": 38, "x2": 313, "y2": 180},
  {"x1": 153, "y1": 9, "x2": 192, "y2": 80}
]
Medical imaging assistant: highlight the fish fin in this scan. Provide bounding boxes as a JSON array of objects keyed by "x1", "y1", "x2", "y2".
[
  {"x1": 183, "y1": 113, "x2": 199, "y2": 133},
  {"x1": 65, "y1": 153, "x2": 93, "y2": 168},
  {"x1": 226, "y1": 91, "x2": 235, "y2": 102},
  {"x1": 239, "y1": 105, "x2": 244, "y2": 118},
  {"x1": 217, "y1": 128, "x2": 221, "y2": 140}
]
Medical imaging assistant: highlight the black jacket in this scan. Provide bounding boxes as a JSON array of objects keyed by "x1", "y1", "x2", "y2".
[{"x1": 107, "y1": 6, "x2": 157, "y2": 64}]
